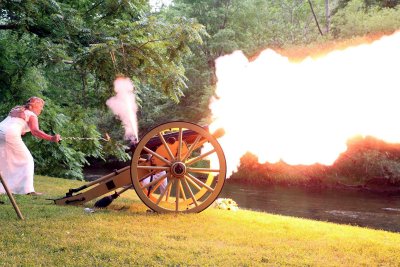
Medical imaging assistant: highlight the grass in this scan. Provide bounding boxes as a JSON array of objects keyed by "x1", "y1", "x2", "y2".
[{"x1": 1, "y1": 176, "x2": 399, "y2": 266}]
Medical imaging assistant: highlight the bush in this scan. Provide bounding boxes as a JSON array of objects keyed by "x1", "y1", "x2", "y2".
[
  {"x1": 230, "y1": 137, "x2": 400, "y2": 188},
  {"x1": 331, "y1": 136, "x2": 400, "y2": 185}
]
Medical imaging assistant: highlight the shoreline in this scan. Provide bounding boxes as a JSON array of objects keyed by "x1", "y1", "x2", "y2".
[{"x1": 227, "y1": 178, "x2": 400, "y2": 196}]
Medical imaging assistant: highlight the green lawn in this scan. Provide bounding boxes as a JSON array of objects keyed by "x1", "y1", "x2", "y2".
[{"x1": 1, "y1": 175, "x2": 399, "y2": 266}]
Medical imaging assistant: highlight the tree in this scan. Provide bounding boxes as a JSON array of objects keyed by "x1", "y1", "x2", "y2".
[
  {"x1": 326, "y1": 0, "x2": 331, "y2": 33},
  {"x1": 0, "y1": 0, "x2": 207, "y2": 179},
  {"x1": 1, "y1": 0, "x2": 207, "y2": 102}
]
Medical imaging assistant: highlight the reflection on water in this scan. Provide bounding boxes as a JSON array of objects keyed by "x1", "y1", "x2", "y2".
[{"x1": 220, "y1": 182, "x2": 400, "y2": 233}]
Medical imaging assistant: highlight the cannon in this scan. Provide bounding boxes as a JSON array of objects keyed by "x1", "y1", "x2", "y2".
[{"x1": 54, "y1": 121, "x2": 227, "y2": 213}]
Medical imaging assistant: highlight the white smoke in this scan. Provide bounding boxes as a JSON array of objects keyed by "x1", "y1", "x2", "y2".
[
  {"x1": 210, "y1": 31, "x2": 400, "y2": 175},
  {"x1": 106, "y1": 77, "x2": 138, "y2": 142}
]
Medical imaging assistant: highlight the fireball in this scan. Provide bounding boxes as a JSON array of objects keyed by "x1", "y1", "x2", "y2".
[{"x1": 210, "y1": 31, "x2": 400, "y2": 175}]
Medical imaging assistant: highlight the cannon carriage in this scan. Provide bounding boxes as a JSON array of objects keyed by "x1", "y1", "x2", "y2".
[{"x1": 54, "y1": 121, "x2": 227, "y2": 213}]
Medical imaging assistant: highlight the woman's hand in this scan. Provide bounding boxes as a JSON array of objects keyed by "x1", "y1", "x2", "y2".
[{"x1": 51, "y1": 134, "x2": 61, "y2": 143}]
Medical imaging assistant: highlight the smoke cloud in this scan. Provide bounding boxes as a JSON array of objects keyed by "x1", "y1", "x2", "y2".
[
  {"x1": 210, "y1": 31, "x2": 400, "y2": 175},
  {"x1": 106, "y1": 77, "x2": 138, "y2": 142}
]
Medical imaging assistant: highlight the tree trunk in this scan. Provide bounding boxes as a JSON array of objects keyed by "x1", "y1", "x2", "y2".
[
  {"x1": 308, "y1": 0, "x2": 323, "y2": 36},
  {"x1": 325, "y1": 0, "x2": 330, "y2": 34}
]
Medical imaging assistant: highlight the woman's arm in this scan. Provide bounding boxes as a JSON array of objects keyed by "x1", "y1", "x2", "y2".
[{"x1": 27, "y1": 115, "x2": 61, "y2": 142}]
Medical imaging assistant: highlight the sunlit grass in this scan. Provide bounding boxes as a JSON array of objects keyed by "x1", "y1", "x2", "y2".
[{"x1": 0, "y1": 175, "x2": 399, "y2": 266}]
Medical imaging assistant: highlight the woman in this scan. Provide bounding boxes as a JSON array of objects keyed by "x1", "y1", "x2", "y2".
[{"x1": 0, "y1": 97, "x2": 61, "y2": 195}]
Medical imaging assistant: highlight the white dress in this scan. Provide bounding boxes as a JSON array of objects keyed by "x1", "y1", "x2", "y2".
[
  {"x1": 0, "y1": 110, "x2": 37, "y2": 194},
  {"x1": 142, "y1": 171, "x2": 168, "y2": 194}
]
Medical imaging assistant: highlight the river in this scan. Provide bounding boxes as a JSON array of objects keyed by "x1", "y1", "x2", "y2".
[{"x1": 219, "y1": 182, "x2": 400, "y2": 233}]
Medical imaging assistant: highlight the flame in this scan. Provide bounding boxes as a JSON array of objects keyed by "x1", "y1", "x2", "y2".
[{"x1": 209, "y1": 31, "x2": 400, "y2": 175}]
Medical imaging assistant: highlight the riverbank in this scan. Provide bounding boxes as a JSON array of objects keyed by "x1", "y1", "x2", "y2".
[
  {"x1": 230, "y1": 154, "x2": 400, "y2": 196},
  {"x1": 228, "y1": 176, "x2": 400, "y2": 196},
  {"x1": 229, "y1": 136, "x2": 400, "y2": 195},
  {"x1": 1, "y1": 175, "x2": 399, "y2": 266}
]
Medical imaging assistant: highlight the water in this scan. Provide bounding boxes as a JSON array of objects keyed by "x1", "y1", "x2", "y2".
[{"x1": 220, "y1": 182, "x2": 400, "y2": 233}]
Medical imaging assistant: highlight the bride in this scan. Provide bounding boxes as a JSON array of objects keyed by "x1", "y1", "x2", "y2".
[{"x1": 0, "y1": 97, "x2": 61, "y2": 195}]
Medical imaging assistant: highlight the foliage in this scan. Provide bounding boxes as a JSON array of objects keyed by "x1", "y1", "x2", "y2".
[
  {"x1": 23, "y1": 101, "x2": 107, "y2": 180},
  {"x1": 1, "y1": 0, "x2": 207, "y2": 101},
  {"x1": 363, "y1": 0, "x2": 399, "y2": 8},
  {"x1": 232, "y1": 0, "x2": 327, "y2": 51},
  {"x1": 137, "y1": 84, "x2": 178, "y2": 134},
  {"x1": 0, "y1": 31, "x2": 45, "y2": 104},
  {"x1": 331, "y1": 136, "x2": 400, "y2": 185},
  {"x1": 0, "y1": 0, "x2": 206, "y2": 179},
  {"x1": 331, "y1": 0, "x2": 400, "y2": 38},
  {"x1": 231, "y1": 137, "x2": 400, "y2": 188},
  {"x1": 230, "y1": 152, "x2": 326, "y2": 186}
]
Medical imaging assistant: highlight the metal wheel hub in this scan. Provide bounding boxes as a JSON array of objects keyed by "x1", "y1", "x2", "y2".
[{"x1": 171, "y1": 162, "x2": 186, "y2": 178}]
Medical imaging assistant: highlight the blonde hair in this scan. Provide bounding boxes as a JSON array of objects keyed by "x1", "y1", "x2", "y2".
[{"x1": 25, "y1": 97, "x2": 45, "y2": 109}]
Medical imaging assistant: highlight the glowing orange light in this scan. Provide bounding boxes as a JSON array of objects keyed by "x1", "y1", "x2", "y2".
[{"x1": 209, "y1": 31, "x2": 400, "y2": 175}]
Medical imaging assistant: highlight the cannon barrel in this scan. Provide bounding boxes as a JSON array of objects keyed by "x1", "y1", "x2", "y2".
[
  {"x1": 129, "y1": 126, "x2": 224, "y2": 152},
  {"x1": 145, "y1": 127, "x2": 207, "y2": 150}
]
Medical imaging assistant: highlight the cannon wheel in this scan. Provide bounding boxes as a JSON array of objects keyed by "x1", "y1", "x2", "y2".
[{"x1": 130, "y1": 121, "x2": 226, "y2": 213}]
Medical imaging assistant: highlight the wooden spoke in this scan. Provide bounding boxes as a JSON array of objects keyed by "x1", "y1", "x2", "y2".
[
  {"x1": 158, "y1": 132, "x2": 175, "y2": 161},
  {"x1": 141, "y1": 172, "x2": 168, "y2": 189},
  {"x1": 177, "y1": 128, "x2": 183, "y2": 161},
  {"x1": 137, "y1": 167, "x2": 169, "y2": 183},
  {"x1": 182, "y1": 134, "x2": 202, "y2": 161},
  {"x1": 148, "y1": 178, "x2": 162, "y2": 195},
  {"x1": 138, "y1": 169, "x2": 159, "y2": 183},
  {"x1": 156, "y1": 179, "x2": 173, "y2": 205},
  {"x1": 186, "y1": 149, "x2": 216, "y2": 166},
  {"x1": 182, "y1": 177, "x2": 198, "y2": 207},
  {"x1": 175, "y1": 179, "x2": 180, "y2": 211},
  {"x1": 143, "y1": 146, "x2": 171, "y2": 165},
  {"x1": 190, "y1": 138, "x2": 209, "y2": 152},
  {"x1": 185, "y1": 173, "x2": 214, "y2": 192},
  {"x1": 137, "y1": 166, "x2": 169, "y2": 171},
  {"x1": 187, "y1": 167, "x2": 220, "y2": 173},
  {"x1": 185, "y1": 175, "x2": 202, "y2": 191},
  {"x1": 166, "y1": 178, "x2": 173, "y2": 202},
  {"x1": 179, "y1": 180, "x2": 187, "y2": 201}
]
